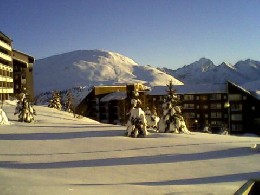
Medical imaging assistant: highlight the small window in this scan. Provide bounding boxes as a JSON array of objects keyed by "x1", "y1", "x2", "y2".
[
  {"x1": 210, "y1": 103, "x2": 222, "y2": 109},
  {"x1": 229, "y1": 94, "x2": 242, "y2": 101},
  {"x1": 211, "y1": 112, "x2": 222, "y2": 118},
  {"x1": 200, "y1": 95, "x2": 208, "y2": 101},
  {"x1": 184, "y1": 95, "x2": 194, "y2": 101},
  {"x1": 231, "y1": 104, "x2": 242, "y2": 111},
  {"x1": 231, "y1": 114, "x2": 242, "y2": 121},
  {"x1": 183, "y1": 104, "x2": 195, "y2": 109},
  {"x1": 209, "y1": 94, "x2": 222, "y2": 100}
]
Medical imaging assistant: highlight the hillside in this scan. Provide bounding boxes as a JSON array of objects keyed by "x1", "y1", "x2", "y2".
[{"x1": 34, "y1": 50, "x2": 183, "y2": 95}]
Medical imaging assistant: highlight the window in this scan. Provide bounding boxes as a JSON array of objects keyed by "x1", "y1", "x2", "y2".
[
  {"x1": 210, "y1": 103, "x2": 222, "y2": 109},
  {"x1": 184, "y1": 112, "x2": 196, "y2": 118},
  {"x1": 183, "y1": 104, "x2": 195, "y2": 109},
  {"x1": 202, "y1": 105, "x2": 208, "y2": 109},
  {"x1": 200, "y1": 95, "x2": 208, "y2": 100},
  {"x1": 231, "y1": 104, "x2": 242, "y2": 111},
  {"x1": 211, "y1": 121, "x2": 222, "y2": 126},
  {"x1": 231, "y1": 124, "x2": 243, "y2": 132},
  {"x1": 211, "y1": 112, "x2": 222, "y2": 118},
  {"x1": 209, "y1": 94, "x2": 222, "y2": 100},
  {"x1": 184, "y1": 95, "x2": 194, "y2": 101},
  {"x1": 229, "y1": 94, "x2": 242, "y2": 101},
  {"x1": 231, "y1": 114, "x2": 242, "y2": 121}
]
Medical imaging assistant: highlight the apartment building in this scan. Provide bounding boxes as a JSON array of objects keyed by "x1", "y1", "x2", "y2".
[
  {"x1": 0, "y1": 31, "x2": 34, "y2": 102},
  {"x1": 13, "y1": 49, "x2": 34, "y2": 101},
  {"x1": 76, "y1": 83, "x2": 149, "y2": 124},
  {"x1": 148, "y1": 82, "x2": 260, "y2": 135},
  {"x1": 0, "y1": 31, "x2": 13, "y2": 101},
  {"x1": 78, "y1": 82, "x2": 260, "y2": 135}
]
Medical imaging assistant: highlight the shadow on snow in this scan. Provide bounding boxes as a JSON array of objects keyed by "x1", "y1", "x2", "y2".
[{"x1": 0, "y1": 147, "x2": 257, "y2": 170}]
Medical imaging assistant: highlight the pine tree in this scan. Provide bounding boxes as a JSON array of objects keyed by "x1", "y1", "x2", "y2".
[
  {"x1": 158, "y1": 80, "x2": 190, "y2": 134},
  {"x1": 48, "y1": 90, "x2": 62, "y2": 110}
]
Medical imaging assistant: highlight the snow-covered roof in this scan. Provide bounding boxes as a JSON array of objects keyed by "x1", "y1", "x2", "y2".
[
  {"x1": 100, "y1": 92, "x2": 127, "y2": 102},
  {"x1": 149, "y1": 83, "x2": 226, "y2": 96},
  {"x1": 228, "y1": 81, "x2": 260, "y2": 100}
]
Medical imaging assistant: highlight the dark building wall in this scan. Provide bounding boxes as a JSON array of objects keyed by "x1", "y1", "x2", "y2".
[
  {"x1": 12, "y1": 50, "x2": 34, "y2": 102},
  {"x1": 228, "y1": 82, "x2": 260, "y2": 135}
]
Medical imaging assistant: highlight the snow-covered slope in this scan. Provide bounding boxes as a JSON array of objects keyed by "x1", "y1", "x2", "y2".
[
  {"x1": 34, "y1": 50, "x2": 183, "y2": 95},
  {"x1": 0, "y1": 101, "x2": 259, "y2": 195}
]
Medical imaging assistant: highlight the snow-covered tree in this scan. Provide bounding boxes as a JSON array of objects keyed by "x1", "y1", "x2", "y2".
[
  {"x1": 14, "y1": 93, "x2": 36, "y2": 123},
  {"x1": 158, "y1": 80, "x2": 190, "y2": 134},
  {"x1": 126, "y1": 91, "x2": 149, "y2": 137},
  {"x1": 48, "y1": 91, "x2": 62, "y2": 110}
]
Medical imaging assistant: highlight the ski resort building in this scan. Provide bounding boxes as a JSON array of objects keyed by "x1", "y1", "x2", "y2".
[
  {"x1": 0, "y1": 31, "x2": 34, "y2": 102},
  {"x1": 148, "y1": 82, "x2": 260, "y2": 135},
  {"x1": 76, "y1": 83, "x2": 149, "y2": 124},
  {"x1": 0, "y1": 31, "x2": 13, "y2": 101},
  {"x1": 77, "y1": 81, "x2": 260, "y2": 135},
  {"x1": 13, "y1": 50, "x2": 34, "y2": 101}
]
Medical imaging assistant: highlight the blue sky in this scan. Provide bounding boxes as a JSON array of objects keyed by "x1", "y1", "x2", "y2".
[{"x1": 1, "y1": 0, "x2": 260, "y2": 69}]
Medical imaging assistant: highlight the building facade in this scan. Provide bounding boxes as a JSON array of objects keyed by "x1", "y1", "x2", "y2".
[
  {"x1": 77, "y1": 82, "x2": 260, "y2": 135},
  {"x1": 76, "y1": 83, "x2": 149, "y2": 124},
  {"x1": 0, "y1": 31, "x2": 34, "y2": 102},
  {"x1": 13, "y1": 50, "x2": 34, "y2": 101},
  {"x1": 0, "y1": 31, "x2": 13, "y2": 101},
  {"x1": 148, "y1": 82, "x2": 260, "y2": 135}
]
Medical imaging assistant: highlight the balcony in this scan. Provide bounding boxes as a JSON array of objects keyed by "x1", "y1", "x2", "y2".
[
  {"x1": 0, "y1": 76, "x2": 13, "y2": 82},
  {"x1": 0, "y1": 87, "x2": 13, "y2": 93},
  {"x1": 0, "y1": 52, "x2": 12, "y2": 62},
  {"x1": 0, "y1": 40, "x2": 12, "y2": 51}
]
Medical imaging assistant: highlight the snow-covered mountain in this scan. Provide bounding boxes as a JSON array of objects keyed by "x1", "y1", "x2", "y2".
[
  {"x1": 161, "y1": 58, "x2": 260, "y2": 85},
  {"x1": 34, "y1": 50, "x2": 183, "y2": 95}
]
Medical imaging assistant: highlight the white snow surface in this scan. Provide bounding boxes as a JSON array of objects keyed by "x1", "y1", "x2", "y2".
[
  {"x1": 34, "y1": 50, "x2": 183, "y2": 95},
  {"x1": 0, "y1": 101, "x2": 259, "y2": 195}
]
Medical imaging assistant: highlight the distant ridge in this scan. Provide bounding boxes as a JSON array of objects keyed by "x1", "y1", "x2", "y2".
[{"x1": 160, "y1": 57, "x2": 260, "y2": 86}]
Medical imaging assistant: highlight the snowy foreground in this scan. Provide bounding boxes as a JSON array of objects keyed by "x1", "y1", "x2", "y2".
[{"x1": 0, "y1": 102, "x2": 259, "y2": 195}]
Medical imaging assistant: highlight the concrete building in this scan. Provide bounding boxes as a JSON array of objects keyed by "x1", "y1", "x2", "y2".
[
  {"x1": 77, "y1": 82, "x2": 260, "y2": 135},
  {"x1": 0, "y1": 31, "x2": 34, "y2": 102},
  {"x1": 13, "y1": 50, "x2": 34, "y2": 101},
  {"x1": 0, "y1": 31, "x2": 13, "y2": 101}
]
